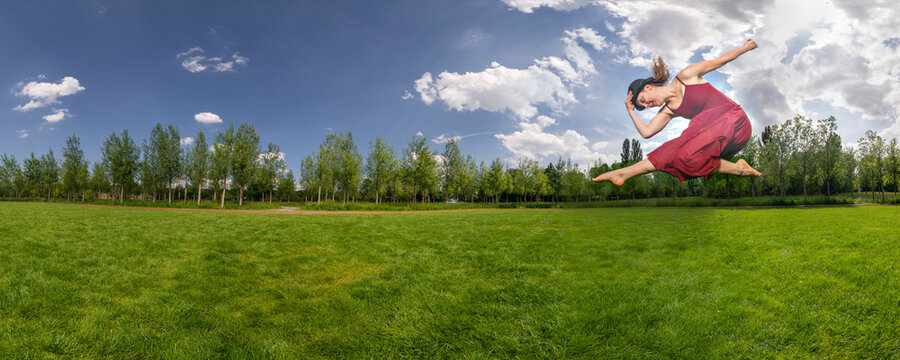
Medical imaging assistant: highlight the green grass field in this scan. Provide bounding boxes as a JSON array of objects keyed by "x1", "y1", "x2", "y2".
[{"x1": 1, "y1": 203, "x2": 898, "y2": 359}]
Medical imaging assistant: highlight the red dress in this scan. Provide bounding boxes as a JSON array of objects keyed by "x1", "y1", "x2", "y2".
[{"x1": 646, "y1": 76, "x2": 752, "y2": 181}]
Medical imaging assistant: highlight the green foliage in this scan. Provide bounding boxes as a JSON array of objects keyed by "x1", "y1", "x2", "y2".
[
  {"x1": 211, "y1": 123, "x2": 235, "y2": 208},
  {"x1": 365, "y1": 136, "x2": 397, "y2": 204},
  {"x1": 101, "y1": 130, "x2": 140, "y2": 202},
  {"x1": 401, "y1": 135, "x2": 438, "y2": 204},
  {"x1": 231, "y1": 122, "x2": 261, "y2": 205},
  {"x1": 187, "y1": 131, "x2": 209, "y2": 204}
]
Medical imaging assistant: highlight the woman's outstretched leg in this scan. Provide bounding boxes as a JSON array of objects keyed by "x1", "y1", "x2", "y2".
[
  {"x1": 592, "y1": 159, "x2": 656, "y2": 186},
  {"x1": 714, "y1": 158, "x2": 762, "y2": 177}
]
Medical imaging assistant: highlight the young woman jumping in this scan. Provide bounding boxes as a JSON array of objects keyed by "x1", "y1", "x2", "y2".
[{"x1": 593, "y1": 39, "x2": 762, "y2": 186}]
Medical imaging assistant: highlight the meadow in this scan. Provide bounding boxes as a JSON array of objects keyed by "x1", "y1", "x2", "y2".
[{"x1": 0, "y1": 202, "x2": 898, "y2": 359}]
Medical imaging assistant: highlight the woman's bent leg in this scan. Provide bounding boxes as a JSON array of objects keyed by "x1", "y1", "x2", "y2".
[{"x1": 592, "y1": 159, "x2": 656, "y2": 186}]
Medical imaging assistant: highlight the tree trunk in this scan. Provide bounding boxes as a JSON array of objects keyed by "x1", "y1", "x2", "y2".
[
  {"x1": 375, "y1": 188, "x2": 380, "y2": 205},
  {"x1": 239, "y1": 187, "x2": 243, "y2": 206},
  {"x1": 221, "y1": 186, "x2": 226, "y2": 209},
  {"x1": 120, "y1": 186, "x2": 125, "y2": 203},
  {"x1": 317, "y1": 185, "x2": 321, "y2": 204}
]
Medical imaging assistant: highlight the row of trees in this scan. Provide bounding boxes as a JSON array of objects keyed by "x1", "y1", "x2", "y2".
[
  {"x1": 0, "y1": 122, "x2": 294, "y2": 207},
  {"x1": 1, "y1": 114, "x2": 899, "y2": 206}
]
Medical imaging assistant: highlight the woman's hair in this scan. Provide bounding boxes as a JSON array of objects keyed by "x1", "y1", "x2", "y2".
[{"x1": 649, "y1": 56, "x2": 669, "y2": 85}]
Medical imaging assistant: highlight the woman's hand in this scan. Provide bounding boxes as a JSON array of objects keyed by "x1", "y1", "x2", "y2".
[
  {"x1": 744, "y1": 38, "x2": 758, "y2": 50},
  {"x1": 625, "y1": 90, "x2": 635, "y2": 112}
]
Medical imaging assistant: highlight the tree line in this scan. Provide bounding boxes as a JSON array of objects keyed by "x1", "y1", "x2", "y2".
[{"x1": 1, "y1": 114, "x2": 898, "y2": 206}]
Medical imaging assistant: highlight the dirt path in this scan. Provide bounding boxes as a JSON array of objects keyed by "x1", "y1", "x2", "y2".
[{"x1": 30, "y1": 202, "x2": 532, "y2": 214}]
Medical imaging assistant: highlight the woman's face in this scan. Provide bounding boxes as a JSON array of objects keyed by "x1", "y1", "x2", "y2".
[{"x1": 637, "y1": 85, "x2": 662, "y2": 109}]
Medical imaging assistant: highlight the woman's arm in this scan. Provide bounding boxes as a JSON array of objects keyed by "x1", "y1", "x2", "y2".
[
  {"x1": 680, "y1": 39, "x2": 757, "y2": 79},
  {"x1": 626, "y1": 91, "x2": 674, "y2": 139}
]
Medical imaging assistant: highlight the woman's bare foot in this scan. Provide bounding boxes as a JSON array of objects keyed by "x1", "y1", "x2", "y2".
[
  {"x1": 736, "y1": 159, "x2": 762, "y2": 177},
  {"x1": 592, "y1": 170, "x2": 626, "y2": 186}
]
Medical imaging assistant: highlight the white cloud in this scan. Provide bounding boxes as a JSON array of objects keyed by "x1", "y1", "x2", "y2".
[
  {"x1": 566, "y1": 27, "x2": 607, "y2": 51},
  {"x1": 176, "y1": 46, "x2": 204, "y2": 59},
  {"x1": 258, "y1": 151, "x2": 286, "y2": 162},
  {"x1": 432, "y1": 131, "x2": 495, "y2": 144},
  {"x1": 181, "y1": 56, "x2": 207, "y2": 73},
  {"x1": 415, "y1": 26, "x2": 609, "y2": 119},
  {"x1": 212, "y1": 54, "x2": 249, "y2": 73},
  {"x1": 501, "y1": 0, "x2": 596, "y2": 13},
  {"x1": 213, "y1": 62, "x2": 235, "y2": 72},
  {"x1": 495, "y1": 115, "x2": 610, "y2": 165},
  {"x1": 16, "y1": 130, "x2": 28, "y2": 138},
  {"x1": 14, "y1": 76, "x2": 85, "y2": 112},
  {"x1": 232, "y1": 53, "x2": 249, "y2": 66},
  {"x1": 401, "y1": 90, "x2": 414, "y2": 100},
  {"x1": 457, "y1": 28, "x2": 489, "y2": 49},
  {"x1": 194, "y1": 112, "x2": 223, "y2": 124},
  {"x1": 415, "y1": 62, "x2": 576, "y2": 120},
  {"x1": 415, "y1": 131, "x2": 424, "y2": 137},
  {"x1": 432, "y1": 134, "x2": 460, "y2": 144},
  {"x1": 880, "y1": 117, "x2": 900, "y2": 140},
  {"x1": 42, "y1": 108, "x2": 69, "y2": 123},
  {"x1": 176, "y1": 47, "x2": 249, "y2": 73},
  {"x1": 180, "y1": 137, "x2": 194, "y2": 146}
]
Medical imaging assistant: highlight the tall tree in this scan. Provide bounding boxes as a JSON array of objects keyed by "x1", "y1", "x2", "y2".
[
  {"x1": 759, "y1": 120, "x2": 792, "y2": 197},
  {"x1": 514, "y1": 157, "x2": 539, "y2": 203},
  {"x1": 231, "y1": 122, "x2": 260, "y2": 206},
  {"x1": 788, "y1": 115, "x2": 817, "y2": 197},
  {"x1": 401, "y1": 136, "x2": 437, "y2": 204},
  {"x1": 40, "y1": 148, "x2": 60, "y2": 200},
  {"x1": 76, "y1": 158, "x2": 89, "y2": 202},
  {"x1": 545, "y1": 160, "x2": 562, "y2": 202},
  {"x1": 143, "y1": 123, "x2": 166, "y2": 202},
  {"x1": 0, "y1": 155, "x2": 18, "y2": 198},
  {"x1": 817, "y1": 116, "x2": 842, "y2": 197},
  {"x1": 188, "y1": 131, "x2": 209, "y2": 205},
  {"x1": 441, "y1": 138, "x2": 465, "y2": 201},
  {"x1": 259, "y1": 142, "x2": 286, "y2": 203},
  {"x1": 89, "y1": 162, "x2": 109, "y2": 199},
  {"x1": 462, "y1": 155, "x2": 479, "y2": 202},
  {"x1": 886, "y1": 137, "x2": 899, "y2": 199},
  {"x1": 620, "y1": 139, "x2": 631, "y2": 165},
  {"x1": 211, "y1": 123, "x2": 235, "y2": 208},
  {"x1": 335, "y1": 132, "x2": 362, "y2": 203},
  {"x1": 482, "y1": 158, "x2": 505, "y2": 203},
  {"x1": 163, "y1": 124, "x2": 183, "y2": 204},
  {"x1": 61, "y1": 134, "x2": 86, "y2": 201},
  {"x1": 630, "y1": 139, "x2": 643, "y2": 162},
  {"x1": 312, "y1": 133, "x2": 338, "y2": 203},
  {"x1": 299, "y1": 155, "x2": 316, "y2": 203},
  {"x1": 24, "y1": 153, "x2": 42, "y2": 198},
  {"x1": 858, "y1": 130, "x2": 886, "y2": 201},
  {"x1": 276, "y1": 170, "x2": 296, "y2": 202},
  {"x1": 102, "y1": 130, "x2": 140, "y2": 203},
  {"x1": 365, "y1": 136, "x2": 397, "y2": 205}
]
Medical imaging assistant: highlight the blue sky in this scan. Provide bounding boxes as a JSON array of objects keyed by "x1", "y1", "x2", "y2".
[{"x1": 3, "y1": 0, "x2": 899, "y2": 173}]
